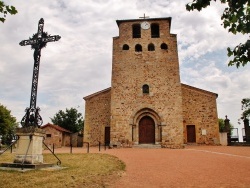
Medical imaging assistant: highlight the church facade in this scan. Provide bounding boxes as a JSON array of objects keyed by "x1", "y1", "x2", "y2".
[{"x1": 83, "y1": 17, "x2": 219, "y2": 148}]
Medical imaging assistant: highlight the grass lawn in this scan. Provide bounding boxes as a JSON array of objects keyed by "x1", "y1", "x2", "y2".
[{"x1": 0, "y1": 152, "x2": 125, "y2": 188}]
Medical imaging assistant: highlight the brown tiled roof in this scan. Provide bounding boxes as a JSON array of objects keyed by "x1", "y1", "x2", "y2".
[{"x1": 41, "y1": 123, "x2": 72, "y2": 133}]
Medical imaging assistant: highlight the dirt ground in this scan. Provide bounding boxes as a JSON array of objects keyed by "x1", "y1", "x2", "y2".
[{"x1": 46, "y1": 145, "x2": 250, "y2": 188}]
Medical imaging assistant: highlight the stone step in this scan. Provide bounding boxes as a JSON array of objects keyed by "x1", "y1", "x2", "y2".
[
  {"x1": 133, "y1": 144, "x2": 162, "y2": 149},
  {"x1": 186, "y1": 143, "x2": 198, "y2": 146}
]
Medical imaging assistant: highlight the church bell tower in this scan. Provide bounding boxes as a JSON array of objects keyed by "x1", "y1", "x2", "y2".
[{"x1": 110, "y1": 17, "x2": 184, "y2": 147}]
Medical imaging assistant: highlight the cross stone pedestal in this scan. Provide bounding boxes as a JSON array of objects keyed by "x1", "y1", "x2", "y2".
[{"x1": 14, "y1": 127, "x2": 45, "y2": 164}]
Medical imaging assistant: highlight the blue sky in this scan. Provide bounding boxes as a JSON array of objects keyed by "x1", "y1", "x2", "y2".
[{"x1": 1, "y1": 0, "x2": 249, "y2": 139}]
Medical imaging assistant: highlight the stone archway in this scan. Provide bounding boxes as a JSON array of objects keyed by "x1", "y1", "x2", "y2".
[
  {"x1": 139, "y1": 116, "x2": 155, "y2": 144},
  {"x1": 129, "y1": 107, "x2": 163, "y2": 144}
]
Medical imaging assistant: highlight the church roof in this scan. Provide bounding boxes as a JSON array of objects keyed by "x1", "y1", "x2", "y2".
[
  {"x1": 116, "y1": 17, "x2": 172, "y2": 28},
  {"x1": 83, "y1": 87, "x2": 111, "y2": 100},
  {"x1": 181, "y1": 83, "x2": 218, "y2": 98},
  {"x1": 83, "y1": 84, "x2": 218, "y2": 101},
  {"x1": 41, "y1": 123, "x2": 72, "y2": 133}
]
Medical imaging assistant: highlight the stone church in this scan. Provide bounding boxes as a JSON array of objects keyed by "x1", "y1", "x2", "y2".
[{"x1": 83, "y1": 17, "x2": 219, "y2": 148}]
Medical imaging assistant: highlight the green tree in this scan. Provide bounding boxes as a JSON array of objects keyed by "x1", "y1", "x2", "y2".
[
  {"x1": 241, "y1": 98, "x2": 250, "y2": 118},
  {"x1": 186, "y1": 0, "x2": 250, "y2": 68},
  {"x1": 0, "y1": 1, "x2": 17, "y2": 23},
  {"x1": 218, "y1": 118, "x2": 234, "y2": 132},
  {"x1": 0, "y1": 104, "x2": 17, "y2": 145},
  {"x1": 50, "y1": 107, "x2": 84, "y2": 133}
]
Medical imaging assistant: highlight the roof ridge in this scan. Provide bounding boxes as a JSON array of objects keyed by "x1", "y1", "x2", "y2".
[{"x1": 41, "y1": 123, "x2": 72, "y2": 133}]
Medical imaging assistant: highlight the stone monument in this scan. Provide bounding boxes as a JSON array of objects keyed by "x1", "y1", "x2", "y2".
[
  {"x1": 224, "y1": 115, "x2": 231, "y2": 145},
  {"x1": 1, "y1": 18, "x2": 61, "y2": 168}
]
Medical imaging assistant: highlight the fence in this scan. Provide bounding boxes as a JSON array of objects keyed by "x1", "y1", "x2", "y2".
[
  {"x1": 228, "y1": 128, "x2": 250, "y2": 143},
  {"x1": 229, "y1": 128, "x2": 239, "y2": 142}
]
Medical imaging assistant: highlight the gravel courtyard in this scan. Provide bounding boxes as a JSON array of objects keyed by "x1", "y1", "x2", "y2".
[{"x1": 48, "y1": 145, "x2": 250, "y2": 188}]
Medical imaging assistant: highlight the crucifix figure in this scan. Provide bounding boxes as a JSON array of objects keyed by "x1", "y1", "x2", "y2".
[{"x1": 20, "y1": 18, "x2": 61, "y2": 127}]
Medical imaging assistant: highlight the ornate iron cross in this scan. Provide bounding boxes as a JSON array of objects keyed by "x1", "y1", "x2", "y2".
[{"x1": 19, "y1": 18, "x2": 61, "y2": 127}]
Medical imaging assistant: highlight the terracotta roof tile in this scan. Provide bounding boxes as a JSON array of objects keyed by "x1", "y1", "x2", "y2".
[{"x1": 41, "y1": 123, "x2": 72, "y2": 133}]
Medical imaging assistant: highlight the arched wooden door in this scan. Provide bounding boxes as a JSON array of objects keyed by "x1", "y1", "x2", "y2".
[{"x1": 139, "y1": 116, "x2": 155, "y2": 144}]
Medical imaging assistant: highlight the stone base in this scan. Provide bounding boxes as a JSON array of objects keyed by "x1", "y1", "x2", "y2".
[
  {"x1": 161, "y1": 143, "x2": 185, "y2": 149},
  {"x1": 133, "y1": 144, "x2": 162, "y2": 149},
  {"x1": 0, "y1": 162, "x2": 54, "y2": 169},
  {"x1": 13, "y1": 154, "x2": 43, "y2": 164},
  {"x1": 14, "y1": 127, "x2": 45, "y2": 164},
  {"x1": 219, "y1": 132, "x2": 228, "y2": 146}
]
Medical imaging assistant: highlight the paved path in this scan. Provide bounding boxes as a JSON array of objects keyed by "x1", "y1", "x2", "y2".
[{"x1": 47, "y1": 146, "x2": 250, "y2": 188}]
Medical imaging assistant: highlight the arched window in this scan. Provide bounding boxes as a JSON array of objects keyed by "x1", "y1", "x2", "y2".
[
  {"x1": 151, "y1": 23, "x2": 159, "y2": 38},
  {"x1": 148, "y1": 43, "x2": 155, "y2": 51},
  {"x1": 161, "y1": 43, "x2": 168, "y2": 50},
  {"x1": 132, "y1": 24, "x2": 141, "y2": 38},
  {"x1": 135, "y1": 44, "x2": 142, "y2": 52},
  {"x1": 142, "y1": 84, "x2": 149, "y2": 94},
  {"x1": 123, "y1": 44, "x2": 129, "y2": 50}
]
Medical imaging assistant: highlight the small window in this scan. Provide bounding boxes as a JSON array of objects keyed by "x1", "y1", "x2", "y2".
[
  {"x1": 132, "y1": 24, "x2": 141, "y2": 38},
  {"x1": 135, "y1": 44, "x2": 142, "y2": 52},
  {"x1": 161, "y1": 43, "x2": 168, "y2": 50},
  {"x1": 46, "y1": 134, "x2": 51, "y2": 138},
  {"x1": 148, "y1": 43, "x2": 155, "y2": 51},
  {"x1": 142, "y1": 84, "x2": 149, "y2": 94},
  {"x1": 151, "y1": 23, "x2": 160, "y2": 38},
  {"x1": 123, "y1": 44, "x2": 129, "y2": 50}
]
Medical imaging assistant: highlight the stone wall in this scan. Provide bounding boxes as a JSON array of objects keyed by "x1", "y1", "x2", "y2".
[
  {"x1": 71, "y1": 132, "x2": 83, "y2": 147},
  {"x1": 111, "y1": 18, "x2": 184, "y2": 148},
  {"x1": 43, "y1": 126, "x2": 71, "y2": 148},
  {"x1": 84, "y1": 88, "x2": 111, "y2": 146},
  {"x1": 181, "y1": 84, "x2": 220, "y2": 145}
]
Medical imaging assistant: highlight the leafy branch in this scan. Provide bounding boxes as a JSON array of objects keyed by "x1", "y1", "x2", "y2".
[
  {"x1": 186, "y1": 0, "x2": 250, "y2": 68},
  {"x1": 241, "y1": 98, "x2": 250, "y2": 119},
  {"x1": 0, "y1": 1, "x2": 17, "y2": 23}
]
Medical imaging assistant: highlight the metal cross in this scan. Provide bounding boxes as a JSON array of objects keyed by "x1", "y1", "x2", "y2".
[
  {"x1": 19, "y1": 18, "x2": 61, "y2": 127},
  {"x1": 139, "y1": 13, "x2": 149, "y2": 19}
]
